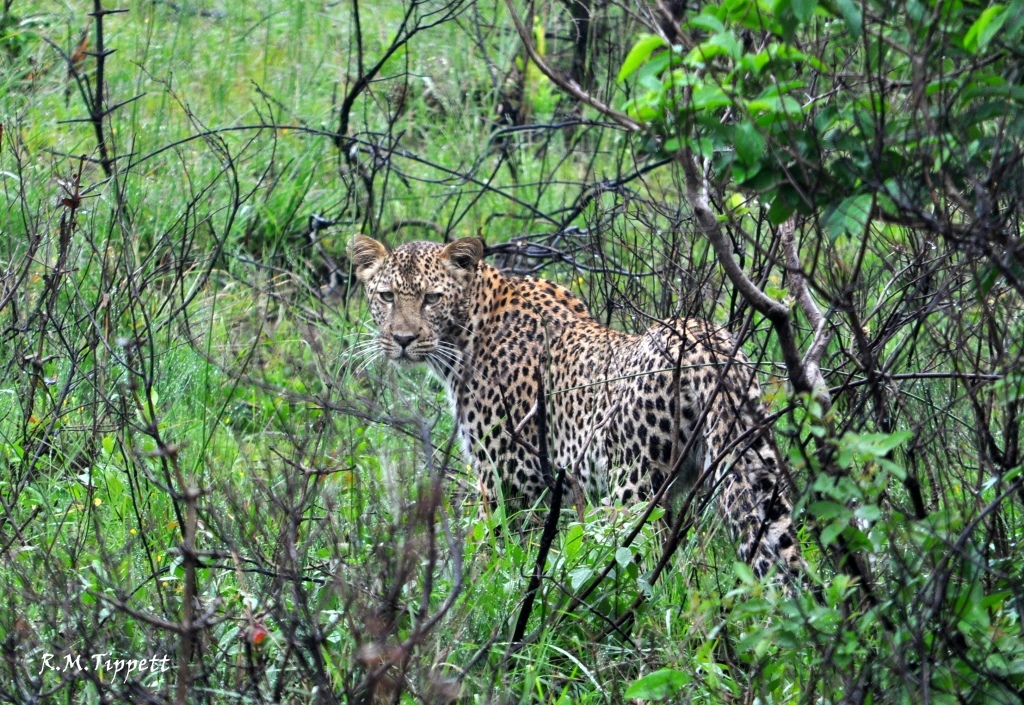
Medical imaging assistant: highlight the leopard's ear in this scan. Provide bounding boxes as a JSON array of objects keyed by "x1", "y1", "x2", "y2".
[
  {"x1": 347, "y1": 235, "x2": 389, "y2": 284},
  {"x1": 441, "y1": 237, "x2": 483, "y2": 279}
]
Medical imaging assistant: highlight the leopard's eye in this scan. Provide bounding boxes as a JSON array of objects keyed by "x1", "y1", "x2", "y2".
[
  {"x1": 378, "y1": 291, "x2": 395, "y2": 303},
  {"x1": 423, "y1": 292, "x2": 441, "y2": 305}
]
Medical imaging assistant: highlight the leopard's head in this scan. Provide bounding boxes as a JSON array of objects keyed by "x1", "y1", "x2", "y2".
[{"x1": 347, "y1": 236, "x2": 483, "y2": 366}]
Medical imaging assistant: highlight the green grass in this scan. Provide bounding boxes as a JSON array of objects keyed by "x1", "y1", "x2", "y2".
[{"x1": 2, "y1": 1, "x2": 1024, "y2": 703}]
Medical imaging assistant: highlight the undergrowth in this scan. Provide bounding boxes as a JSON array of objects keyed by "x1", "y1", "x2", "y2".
[{"x1": 1, "y1": 1, "x2": 1023, "y2": 703}]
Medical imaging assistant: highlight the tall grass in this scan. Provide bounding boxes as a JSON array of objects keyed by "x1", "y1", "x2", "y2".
[{"x1": 2, "y1": 1, "x2": 1023, "y2": 703}]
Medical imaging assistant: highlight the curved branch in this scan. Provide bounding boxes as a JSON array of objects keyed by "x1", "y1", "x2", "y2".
[
  {"x1": 501, "y1": 0, "x2": 642, "y2": 132},
  {"x1": 677, "y1": 151, "x2": 824, "y2": 403},
  {"x1": 502, "y1": 0, "x2": 830, "y2": 407}
]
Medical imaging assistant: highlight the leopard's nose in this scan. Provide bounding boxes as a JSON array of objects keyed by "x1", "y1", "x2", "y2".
[{"x1": 392, "y1": 333, "x2": 417, "y2": 349}]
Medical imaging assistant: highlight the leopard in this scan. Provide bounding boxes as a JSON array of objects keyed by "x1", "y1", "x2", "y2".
[{"x1": 347, "y1": 235, "x2": 804, "y2": 579}]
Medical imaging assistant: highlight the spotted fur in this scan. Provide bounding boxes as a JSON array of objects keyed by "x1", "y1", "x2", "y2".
[{"x1": 348, "y1": 236, "x2": 804, "y2": 578}]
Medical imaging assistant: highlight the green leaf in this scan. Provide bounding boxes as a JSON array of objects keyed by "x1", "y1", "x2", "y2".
[
  {"x1": 733, "y1": 597, "x2": 770, "y2": 620},
  {"x1": 962, "y1": 100, "x2": 1011, "y2": 128},
  {"x1": 736, "y1": 626, "x2": 772, "y2": 654},
  {"x1": 748, "y1": 94, "x2": 803, "y2": 117},
  {"x1": 809, "y1": 500, "x2": 851, "y2": 520},
  {"x1": 686, "y1": 135, "x2": 716, "y2": 159},
  {"x1": 691, "y1": 83, "x2": 732, "y2": 111},
  {"x1": 770, "y1": 189, "x2": 798, "y2": 225},
  {"x1": 739, "y1": 50, "x2": 772, "y2": 75},
  {"x1": 668, "y1": 69, "x2": 698, "y2": 89},
  {"x1": 827, "y1": 0, "x2": 860, "y2": 36},
  {"x1": 854, "y1": 504, "x2": 882, "y2": 522},
  {"x1": 733, "y1": 561, "x2": 756, "y2": 585},
  {"x1": 848, "y1": 430, "x2": 915, "y2": 458},
  {"x1": 710, "y1": 30, "x2": 743, "y2": 59},
  {"x1": 615, "y1": 546, "x2": 633, "y2": 569},
  {"x1": 964, "y1": 4, "x2": 1007, "y2": 54},
  {"x1": 820, "y1": 519, "x2": 848, "y2": 546},
  {"x1": 638, "y1": 52, "x2": 673, "y2": 89},
  {"x1": 685, "y1": 41, "x2": 730, "y2": 66},
  {"x1": 843, "y1": 526, "x2": 874, "y2": 551},
  {"x1": 625, "y1": 669, "x2": 689, "y2": 700},
  {"x1": 791, "y1": 0, "x2": 818, "y2": 22},
  {"x1": 686, "y1": 13, "x2": 725, "y2": 34},
  {"x1": 732, "y1": 161, "x2": 762, "y2": 184},
  {"x1": 734, "y1": 122, "x2": 766, "y2": 165},
  {"x1": 569, "y1": 566, "x2": 593, "y2": 591},
  {"x1": 825, "y1": 192, "x2": 874, "y2": 239},
  {"x1": 976, "y1": 264, "x2": 1001, "y2": 297},
  {"x1": 833, "y1": 0, "x2": 863, "y2": 36},
  {"x1": 618, "y1": 34, "x2": 667, "y2": 82},
  {"x1": 565, "y1": 523, "x2": 584, "y2": 560}
]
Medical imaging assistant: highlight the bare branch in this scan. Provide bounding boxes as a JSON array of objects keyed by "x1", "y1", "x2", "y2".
[
  {"x1": 501, "y1": 0, "x2": 642, "y2": 133},
  {"x1": 782, "y1": 218, "x2": 832, "y2": 407},
  {"x1": 501, "y1": 0, "x2": 826, "y2": 404},
  {"x1": 677, "y1": 150, "x2": 823, "y2": 401}
]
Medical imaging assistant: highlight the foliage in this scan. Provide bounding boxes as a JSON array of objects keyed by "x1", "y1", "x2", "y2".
[
  {"x1": 0, "y1": 0, "x2": 1022, "y2": 703},
  {"x1": 621, "y1": 0, "x2": 1024, "y2": 246}
]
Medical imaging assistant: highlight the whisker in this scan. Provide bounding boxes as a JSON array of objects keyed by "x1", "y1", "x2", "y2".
[
  {"x1": 352, "y1": 349, "x2": 384, "y2": 376},
  {"x1": 431, "y1": 345, "x2": 461, "y2": 371},
  {"x1": 346, "y1": 344, "x2": 380, "y2": 365},
  {"x1": 346, "y1": 340, "x2": 382, "y2": 354},
  {"x1": 427, "y1": 351, "x2": 455, "y2": 379},
  {"x1": 436, "y1": 341, "x2": 472, "y2": 377}
]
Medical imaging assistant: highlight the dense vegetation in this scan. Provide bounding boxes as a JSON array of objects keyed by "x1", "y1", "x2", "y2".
[{"x1": 1, "y1": 0, "x2": 1023, "y2": 702}]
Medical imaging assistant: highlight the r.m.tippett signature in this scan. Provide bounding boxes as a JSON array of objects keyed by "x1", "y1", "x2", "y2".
[{"x1": 38, "y1": 652, "x2": 172, "y2": 682}]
